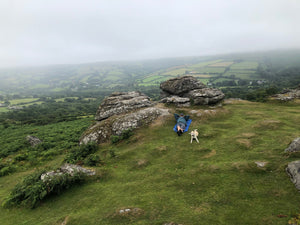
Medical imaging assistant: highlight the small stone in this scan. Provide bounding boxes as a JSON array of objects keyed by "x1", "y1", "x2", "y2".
[
  {"x1": 26, "y1": 135, "x2": 42, "y2": 147},
  {"x1": 255, "y1": 161, "x2": 267, "y2": 168}
]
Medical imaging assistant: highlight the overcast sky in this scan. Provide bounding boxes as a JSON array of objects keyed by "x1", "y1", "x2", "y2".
[{"x1": 1, "y1": 0, "x2": 299, "y2": 67}]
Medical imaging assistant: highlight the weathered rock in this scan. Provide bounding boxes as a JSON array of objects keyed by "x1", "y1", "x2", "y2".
[
  {"x1": 285, "y1": 137, "x2": 300, "y2": 153},
  {"x1": 275, "y1": 86, "x2": 300, "y2": 101},
  {"x1": 95, "y1": 91, "x2": 153, "y2": 121},
  {"x1": 80, "y1": 120, "x2": 112, "y2": 145},
  {"x1": 112, "y1": 107, "x2": 169, "y2": 135},
  {"x1": 286, "y1": 160, "x2": 300, "y2": 190},
  {"x1": 160, "y1": 76, "x2": 206, "y2": 96},
  {"x1": 159, "y1": 96, "x2": 190, "y2": 107},
  {"x1": 186, "y1": 88, "x2": 225, "y2": 105},
  {"x1": 160, "y1": 76, "x2": 225, "y2": 105},
  {"x1": 40, "y1": 164, "x2": 95, "y2": 181},
  {"x1": 80, "y1": 107, "x2": 169, "y2": 144},
  {"x1": 26, "y1": 135, "x2": 42, "y2": 147}
]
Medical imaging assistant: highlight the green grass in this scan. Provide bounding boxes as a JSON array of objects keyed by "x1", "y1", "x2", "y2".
[{"x1": 0, "y1": 101, "x2": 300, "y2": 224}]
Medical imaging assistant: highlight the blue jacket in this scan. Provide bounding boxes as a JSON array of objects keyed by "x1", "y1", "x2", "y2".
[
  {"x1": 177, "y1": 116, "x2": 187, "y2": 125},
  {"x1": 174, "y1": 113, "x2": 189, "y2": 125}
]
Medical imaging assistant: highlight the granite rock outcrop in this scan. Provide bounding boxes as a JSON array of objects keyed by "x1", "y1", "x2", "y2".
[
  {"x1": 160, "y1": 76, "x2": 224, "y2": 106},
  {"x1": 80, "y1": 91, "x2": 169, "y2": 144}
]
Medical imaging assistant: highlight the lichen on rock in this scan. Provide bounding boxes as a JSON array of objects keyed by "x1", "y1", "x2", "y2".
[
  {"x1": 95, "y1": 91, "x2": 153, "y2": 121},
  {"x1": 80, "y1": 91, "x2": 169, "y2": 144}
]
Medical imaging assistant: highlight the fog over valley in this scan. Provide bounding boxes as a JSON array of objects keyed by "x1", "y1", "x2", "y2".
[{"x1": 1, "y1": 0, "x2": 300, "y2": 68}]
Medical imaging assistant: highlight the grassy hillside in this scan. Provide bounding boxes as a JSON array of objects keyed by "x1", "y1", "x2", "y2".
[{"x1": 0, "y1": 100, "x2": 300, "y2": 224}]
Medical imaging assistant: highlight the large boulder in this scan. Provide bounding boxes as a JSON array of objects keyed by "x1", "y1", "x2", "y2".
[
  {"x1": 285, "y1": 137, "x2": 300, "y2": 153},
  {"x1": 111, "y1": 107, "x2": 169, "y2": 135},
  {"x1": 95, "y1": 91, "x2": 153, "y2": 121},
  {"x1": 80, "y1": 107, "x2": 169, "y2": 144},
  {"x1": 80, "y1": 91, "x2": 170, "y2": 144},
  {"x1": 160, "y1": 76, "x2": 206, "y2": 96},
  {"x1": 80, "y1": 120, "x2": 112, "y2": 144},
  {"x1": 186, "y1": 88, "x2": 225, "y2": 105},
  {"x1": 160, "y1": 76, "x2": 225, "y2": 105},
  {"x1": 286, "y1": 161, "x2": 300, "y2": 191}
]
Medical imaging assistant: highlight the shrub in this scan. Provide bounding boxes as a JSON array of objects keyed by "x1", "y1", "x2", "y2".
[
  {"x1": 109, "y1": 149, "x2": 116, "y2": 158},
  {"x1": 110, "y1": 135, "x2": 120, "y2": 144},
  {"x1": 110, "y1": 129, "x2": 134, "y2": 144},
  {"x1": 121, "y1": 129, "x2": 133, "y2": 140},
  {"x1": 0, "y1": 166, "x2": 14, "y2": 177},
  {"x1": 14, "y1": 153, "x2": 28, "y2": 161},
  {"x1": 3, "y1": 169, "x2": 87, "y2": 208},
  {"x1": 65, "y1": 142, "x2": 99, "y2": 164},
  {"x1": 84, "y1": 154, "x2": 101, "y2": 166}
]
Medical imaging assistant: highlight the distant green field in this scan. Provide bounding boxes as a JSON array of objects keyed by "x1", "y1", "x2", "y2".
[
  {"x1": 0, "y1": 107, "x2": 8, "y2": 113},
  {"x1": 162, "y1": 68, "x2": 188, "y2": 76},
  {"x1": 208, "y1": 61, "x2": 234, "y2": 67},
  {"x1": 51, "y1": 88, "x2": 65, "y2": 92},
  {"x1": 197, "y1": 78, "x2": 210, "y2": 85},
  {"x1": 230, "y1": 61, "x2": 258, "y2": 70},
  {"x1": 192, "y1": 67, "x2": 226, "y2": 74},
  {"x1": 224, "y1": 71, "x2": 260, "y2": 80},
  {"x1": 20, "y1": 101, "x2": 44, "y2": 107},
  {"x1": 189, "y1": 59, "x2": 222, "y2": 69},
  {"x1": 227, "y1": 69, "x2": 256, "y2": 74},
  {"x1": 30, "y1": 84, "x2": 50, "y2": 89},
  {"x1": 55, "y1": 97, "x2": 79, "y2": 102},
  {"x1": 160, "y1": 60, "x2": 226, "y2": 76},
  {"x1": 9, "y1": 98, "x2": 39, "y2": 105},
  {"x1": 104, "y1": 76, "x2": 120, "y2": 81},
  {"x1": 108, "y1": 70, "x2": 124, "y2": 76},
  {"x1": 142, "y1": 75, "x2": 164, "y2": 83},
  {"x1": 213, "y1": 77, "x2": 236, "y2": 83}
]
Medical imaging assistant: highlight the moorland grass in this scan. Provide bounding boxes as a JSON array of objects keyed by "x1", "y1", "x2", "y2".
[{"x1": 0, "y1": 101, "x2": 299, "y2": 224}]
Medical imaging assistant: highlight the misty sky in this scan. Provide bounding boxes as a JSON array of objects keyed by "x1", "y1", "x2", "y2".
[{"x1": 1, "y1": 0, "x2": 300, "y2": 67}]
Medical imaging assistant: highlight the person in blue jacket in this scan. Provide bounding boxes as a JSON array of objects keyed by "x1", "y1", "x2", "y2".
[{"x1": 174, "y1": 113, "x2": 190, "y2": 136}]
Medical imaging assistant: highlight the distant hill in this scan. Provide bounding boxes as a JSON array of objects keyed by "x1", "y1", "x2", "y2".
[{"x1": 0, "y1": 49, "x2": 300, "y2": 99}]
